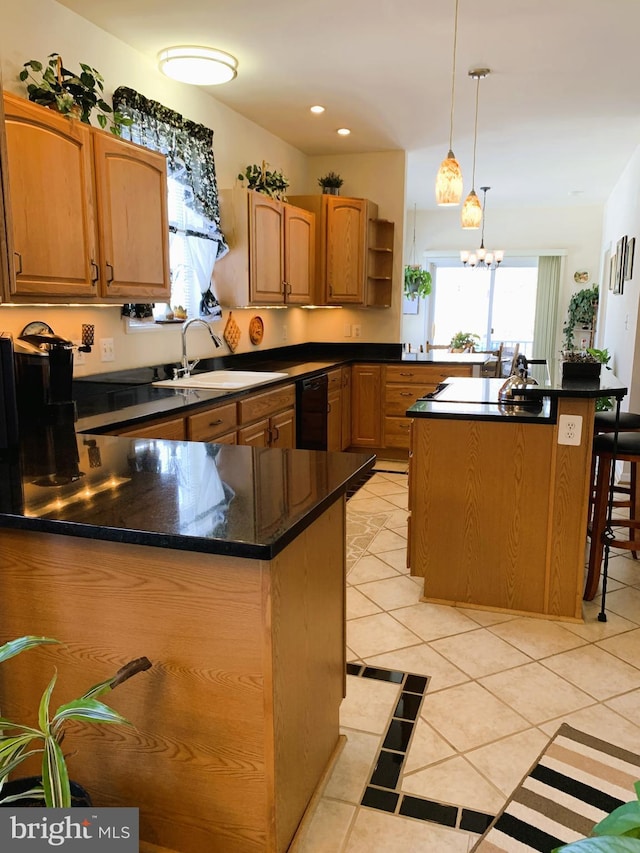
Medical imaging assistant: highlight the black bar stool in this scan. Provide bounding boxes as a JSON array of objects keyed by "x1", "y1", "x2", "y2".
[{"x1": 585, "y1": 431, "x2": 640, "y2": 600}]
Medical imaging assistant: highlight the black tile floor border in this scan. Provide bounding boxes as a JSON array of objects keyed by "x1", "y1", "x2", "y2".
[{"x1": 349, "y1": 663, "x2": 496, "y2": 834}]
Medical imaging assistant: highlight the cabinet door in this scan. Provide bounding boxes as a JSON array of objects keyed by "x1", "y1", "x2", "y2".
[
  {"x1": 187, "y1": 403, "x2": 237, "y2": 442},
  {"x1": 325, "y1": 197, "x2": 366, "y2": 304},
  {"x1": 351, "y1": 363, "x2": 382, "y2": 447},
  {"x1": 341, "y1": 367, "x2": 352, "y2": 450},
  {"x1": 284, "y1": 204, "x2": 314, "y2": 304},
  {"x1": 271, "y1": 407, "x2": 296, "y2": 449},
  {"x1": 92, "y1": 132, "x2": 170, "y2": 301},
  {"x1": 327, "y1": 387, "x2": 342, "y2": 452},
  {"x1": 238, "y1": 417, "x2": 270, "y2": 447},
  {"x1": 3, "y1": 93, "x2": 98, "y2": 299},
  {"x1": 249, "y1": 192, "x2": 284, "y2": 303}
]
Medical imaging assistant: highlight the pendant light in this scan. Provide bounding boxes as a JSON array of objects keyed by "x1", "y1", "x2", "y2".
[
  {"x1": 461, "y1": 68, "x2": 489, "y2": 230},
  {"x1": 435, "y1": 0, "x2": 463, "y2": 206},
  {"x1": 460, "y1": 187, "x2": 504, "y2": 268}
]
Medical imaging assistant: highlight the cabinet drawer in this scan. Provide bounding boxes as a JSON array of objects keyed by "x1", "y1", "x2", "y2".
[
  {"x1": 384, "y1": 416, "x2": 412, "y2": 449},
  {"x1": 187, "y1": 403, "x2": 237, "y2": 441},
  {"x1": 385, "y1": 384, "x2": 437, "y2": 416},
  {"x1": 238, "y1": 384, "x2": 295, "y2": 424},
  {"x1": 386, "y1": 364, "x2": 472, "y2": 384},
  {"x1": 115, "y1": 416, "x2": 186, "y2": 440}
]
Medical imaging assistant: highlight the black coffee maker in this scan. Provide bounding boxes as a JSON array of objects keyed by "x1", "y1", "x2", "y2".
[{"x1": 14, "y1": 321, "x2": 76, "y2": 423}]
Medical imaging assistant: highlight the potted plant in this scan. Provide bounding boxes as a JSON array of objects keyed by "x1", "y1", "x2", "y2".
[
  {"x1": 563, "y1": 283, "x2": 599, "y2": 351},
  {"x1": 404, "y1": 266, "x2": 432, "y2": 300},
  {"x1": 561, "y1": 346, "x2": 610, "y2": 380},
  {"x1": 19, "y1": 53, "x2": 132, "y2": 136},
  {"x1": 450, "y1": 331, "x2": 480, "y2": 352},
  {"x1": 317, "y1": 171, "x2": 343, "y2": 195},
  {"x1": 237, "y1": 161, "x2": 290, "y2": 200},
  {"x1": 0, "y1": 635, "x2": 151, "y2": 807}
]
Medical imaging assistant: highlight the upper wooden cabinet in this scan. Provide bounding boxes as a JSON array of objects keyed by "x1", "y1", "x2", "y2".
[
  {"x1": 215, "y1": 187, "x2": 315, "y2": 306},
  {"x1": 1, "y1": 92, "x2": 170, "y2": 303},
  {"x1": 289, "y1": 194, "x2": 393, "y2": 307}
]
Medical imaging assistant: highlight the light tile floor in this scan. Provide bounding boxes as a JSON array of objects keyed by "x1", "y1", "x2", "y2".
[{"x1": 296, "y1": 465, "x2": 640, "y2": 852}]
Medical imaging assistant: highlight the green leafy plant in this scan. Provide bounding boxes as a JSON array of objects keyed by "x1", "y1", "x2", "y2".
[
  {"x1": 19, "y1": 53, "x2": 132, "y2": 136},
  {"x1": 0, "y1": 635, "x2": 151, "y2": 807},
  {"x1": 563, "y1": 283, "x2": 599, "y2": 351},
  {"x1": 450, "y1": 331, "x2": 480, "y2": 351},
  {"x1": 237, "y1": 161, "x2": 289, "y2": 200},
  {"x1": 404, "y1": 265, "x2": 432, "y2": 300},
  {"x1": 317, "y1": 171, "x2": 343, "y2": 189},
  {"x1": 553, "y1": 779, "x2": 640, "y2": 851}
]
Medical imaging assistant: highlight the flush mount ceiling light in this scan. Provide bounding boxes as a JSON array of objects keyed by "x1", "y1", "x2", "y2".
[
  {"x1": 435, "y1": 0, "x2": 463, "y2": 206},
  {"x1": 310, "y1": 105, "x2": 325, "y2": 114},
  {"x1": 460, "y1": 186, "x2": 504, "y2": 269},
  {"x1": 337, "y1": 127, "x2": 351, "y2": 136},
  {"x1": 461, "y1": 68, "x2": 489, "y2": 230},
  {"x1": 158, "y1": 46, "x2": 238, "y2": 85}
]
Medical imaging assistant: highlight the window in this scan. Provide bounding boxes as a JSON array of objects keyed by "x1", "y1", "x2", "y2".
[
  {"x1": 112, "y1": 86, "x2": 228, "y2": 320},
  {"x1": 427, "y1": 259, "x2": 539, "y2": 356}
]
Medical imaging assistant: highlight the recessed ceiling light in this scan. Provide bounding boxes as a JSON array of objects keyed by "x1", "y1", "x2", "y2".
[
  {"x1": 337, "y1": 127, "x2": 351, "y2": 136},
  {"x1": 158, "y1": 46, "x2": 238, "y2": 85},
  {"x1": 310, "y1": 105, "x2": 325, "y2": 114}
]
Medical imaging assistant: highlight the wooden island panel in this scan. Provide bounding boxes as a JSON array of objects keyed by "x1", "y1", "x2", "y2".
[
  {"x1": 409, "y1": 396, "x2": 595, "y2": 620},
  {"x1": 0, "y1": 497, "x2": 346, "y2": 852}
]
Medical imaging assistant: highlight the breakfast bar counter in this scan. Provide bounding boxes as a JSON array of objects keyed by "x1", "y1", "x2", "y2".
[
  {"x1": 0, "y1": 430, "x2": 373, "y2": 852},
  {"x1": 406, "y1": 371, "x2": 627, "y2": 621}
]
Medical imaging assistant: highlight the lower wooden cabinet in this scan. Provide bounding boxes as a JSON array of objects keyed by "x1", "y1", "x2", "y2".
[
  {"x1": 350, "y1": 363, "x2": 382, "y2": 448},
  {"x1": 237, "y1": 383, "x2": 296, "y2": 449},
  {"x1": 187, "y1": 402, "x2": 237, "y2": 442}
]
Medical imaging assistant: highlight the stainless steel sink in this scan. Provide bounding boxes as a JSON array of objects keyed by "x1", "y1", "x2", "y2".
[{"x1": 152, "y1": 370, "x2": 288, "y2": 390}]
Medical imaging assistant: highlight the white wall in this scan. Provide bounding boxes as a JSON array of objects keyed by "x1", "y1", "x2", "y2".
[
  {"x1": 0, "y1": 0, "x2": 406, "y2": 374},
  {"x1": 401, "y1": 203, "x2": 604, "y2": 355},
  {"x1": 600, "y1": 146, "x2": 640, "y2": 410}
]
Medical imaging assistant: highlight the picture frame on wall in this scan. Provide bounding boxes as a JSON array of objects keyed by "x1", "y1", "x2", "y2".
[
  {"x1": 615, "y1": 235, "x2": 628, "y2": 294},
  {"x1": 625, "y1": 237, "x2": 635, "y2": 281},
  {"x1": 609, "y1": 252, "x2": 617, "y2": 290}
]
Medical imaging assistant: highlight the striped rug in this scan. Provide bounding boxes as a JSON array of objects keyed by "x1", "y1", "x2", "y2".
[{"x1": 471, "y1": 723, "x2": 640, "y2": 852}]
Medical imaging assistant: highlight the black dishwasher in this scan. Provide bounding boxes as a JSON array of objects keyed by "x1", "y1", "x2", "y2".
[{"x1": 296, "y1": 374, "x2": 328, "y2": 450}]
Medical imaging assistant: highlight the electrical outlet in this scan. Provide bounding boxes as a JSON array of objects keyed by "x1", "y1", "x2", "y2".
[
  {"x1": 72, "y1": 340, "x2": 86, "y2": 366},
  {"x1": 558, "y1": 414, "x2": 583, "y2": 446},
  {"x1": 100, "y1": 338, "x2": 115, "y2": 362},
  {"x1": 344, "y1": 324, "x2": 352, "y2": 338},
  {"x1": 352, "y1": 324, "x2": 361, "y2": 339}
]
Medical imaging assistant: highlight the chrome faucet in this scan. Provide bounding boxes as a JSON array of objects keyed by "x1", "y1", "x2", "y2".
[{"x1": 178, "y1": 318, "x2": 223, "y2": 378}]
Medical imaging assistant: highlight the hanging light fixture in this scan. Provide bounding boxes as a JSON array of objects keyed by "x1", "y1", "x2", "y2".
[
  {"x1": 460, "y1": 68, "x2": 489, "y2": 229},
  {"x1": 460, "y1": 187, "x2": 504, "y2": 268},
  {"x1": 435, "y1": 0, "x2": 463, "y2": 206},
  {"x1": 158, "y1": 46, "x2": 238, "y2": 85}
]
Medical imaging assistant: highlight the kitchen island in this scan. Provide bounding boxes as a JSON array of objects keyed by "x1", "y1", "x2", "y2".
[
  {"x1": 406, "y1": 369, "x2": 627, "y2": 620},
  {"x1": 0, "y1": 428, "x2": 374, "y2": 852}
]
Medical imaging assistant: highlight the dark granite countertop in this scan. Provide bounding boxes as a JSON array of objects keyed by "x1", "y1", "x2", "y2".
[
  {"x1": 72, "y1": 341, "x2": 497, "y2": 434},
  {"x1": 407, "y1": 369, "x2": 627, "y2": 423},
  {"x1": 0, "y1": 426, "x2": 375, "y2": 559}
]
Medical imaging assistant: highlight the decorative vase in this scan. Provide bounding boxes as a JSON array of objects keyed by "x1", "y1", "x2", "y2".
[
  {"x1": 0, "y1": 776, "x2": 92, "y2": 807},
  {"x1": 322, "y1": 187, "x2": 339, "y2": 195}
]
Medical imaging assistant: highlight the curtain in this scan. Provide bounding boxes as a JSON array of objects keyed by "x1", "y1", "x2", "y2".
[{"x1": 533, "y1": 256, "x2": 561, "y2": 365}]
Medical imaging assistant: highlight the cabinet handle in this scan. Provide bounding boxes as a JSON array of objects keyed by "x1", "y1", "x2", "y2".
[
  {"x1": 271, "y1": 425, "x2": 280, "y2": 444},
  {"x1": 399, "y1": 371, "x2": 414, "y2": 377},
  {"x1": 327, "y1": 403, "x2": 332, "y2": 413},
  {"x1": 400, "y1": 391, "x2": 412, "y2": 397},
  {"x1": 105, "y1": 262, "x2": 114, "y2": 285},
  {"x1": 209, "y1": 419, "x2": 223, "y2": 427},
  {"x1": 13, "y1": 252, "x2": 22, "y2": 275},
  {"x1": 90, "y1": 259, "x2": 99, "y2": 284}
]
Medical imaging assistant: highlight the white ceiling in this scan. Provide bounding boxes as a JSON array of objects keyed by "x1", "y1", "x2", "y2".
[{"x1": 58, "y1": 0, "x2": 640, "y2": 211}]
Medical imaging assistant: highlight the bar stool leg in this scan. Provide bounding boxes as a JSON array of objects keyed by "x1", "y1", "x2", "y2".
[
  {"x1": 631, "y1": 461, "x2": 638, "y2": 559},
  {"x1": 585, "y1": 453, "x2": 612, "y2": 601}
]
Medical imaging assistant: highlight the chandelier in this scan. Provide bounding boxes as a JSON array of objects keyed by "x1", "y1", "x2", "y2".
[{"x1": 460, "y1": 187, "x2": 504, "y2": 269}]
